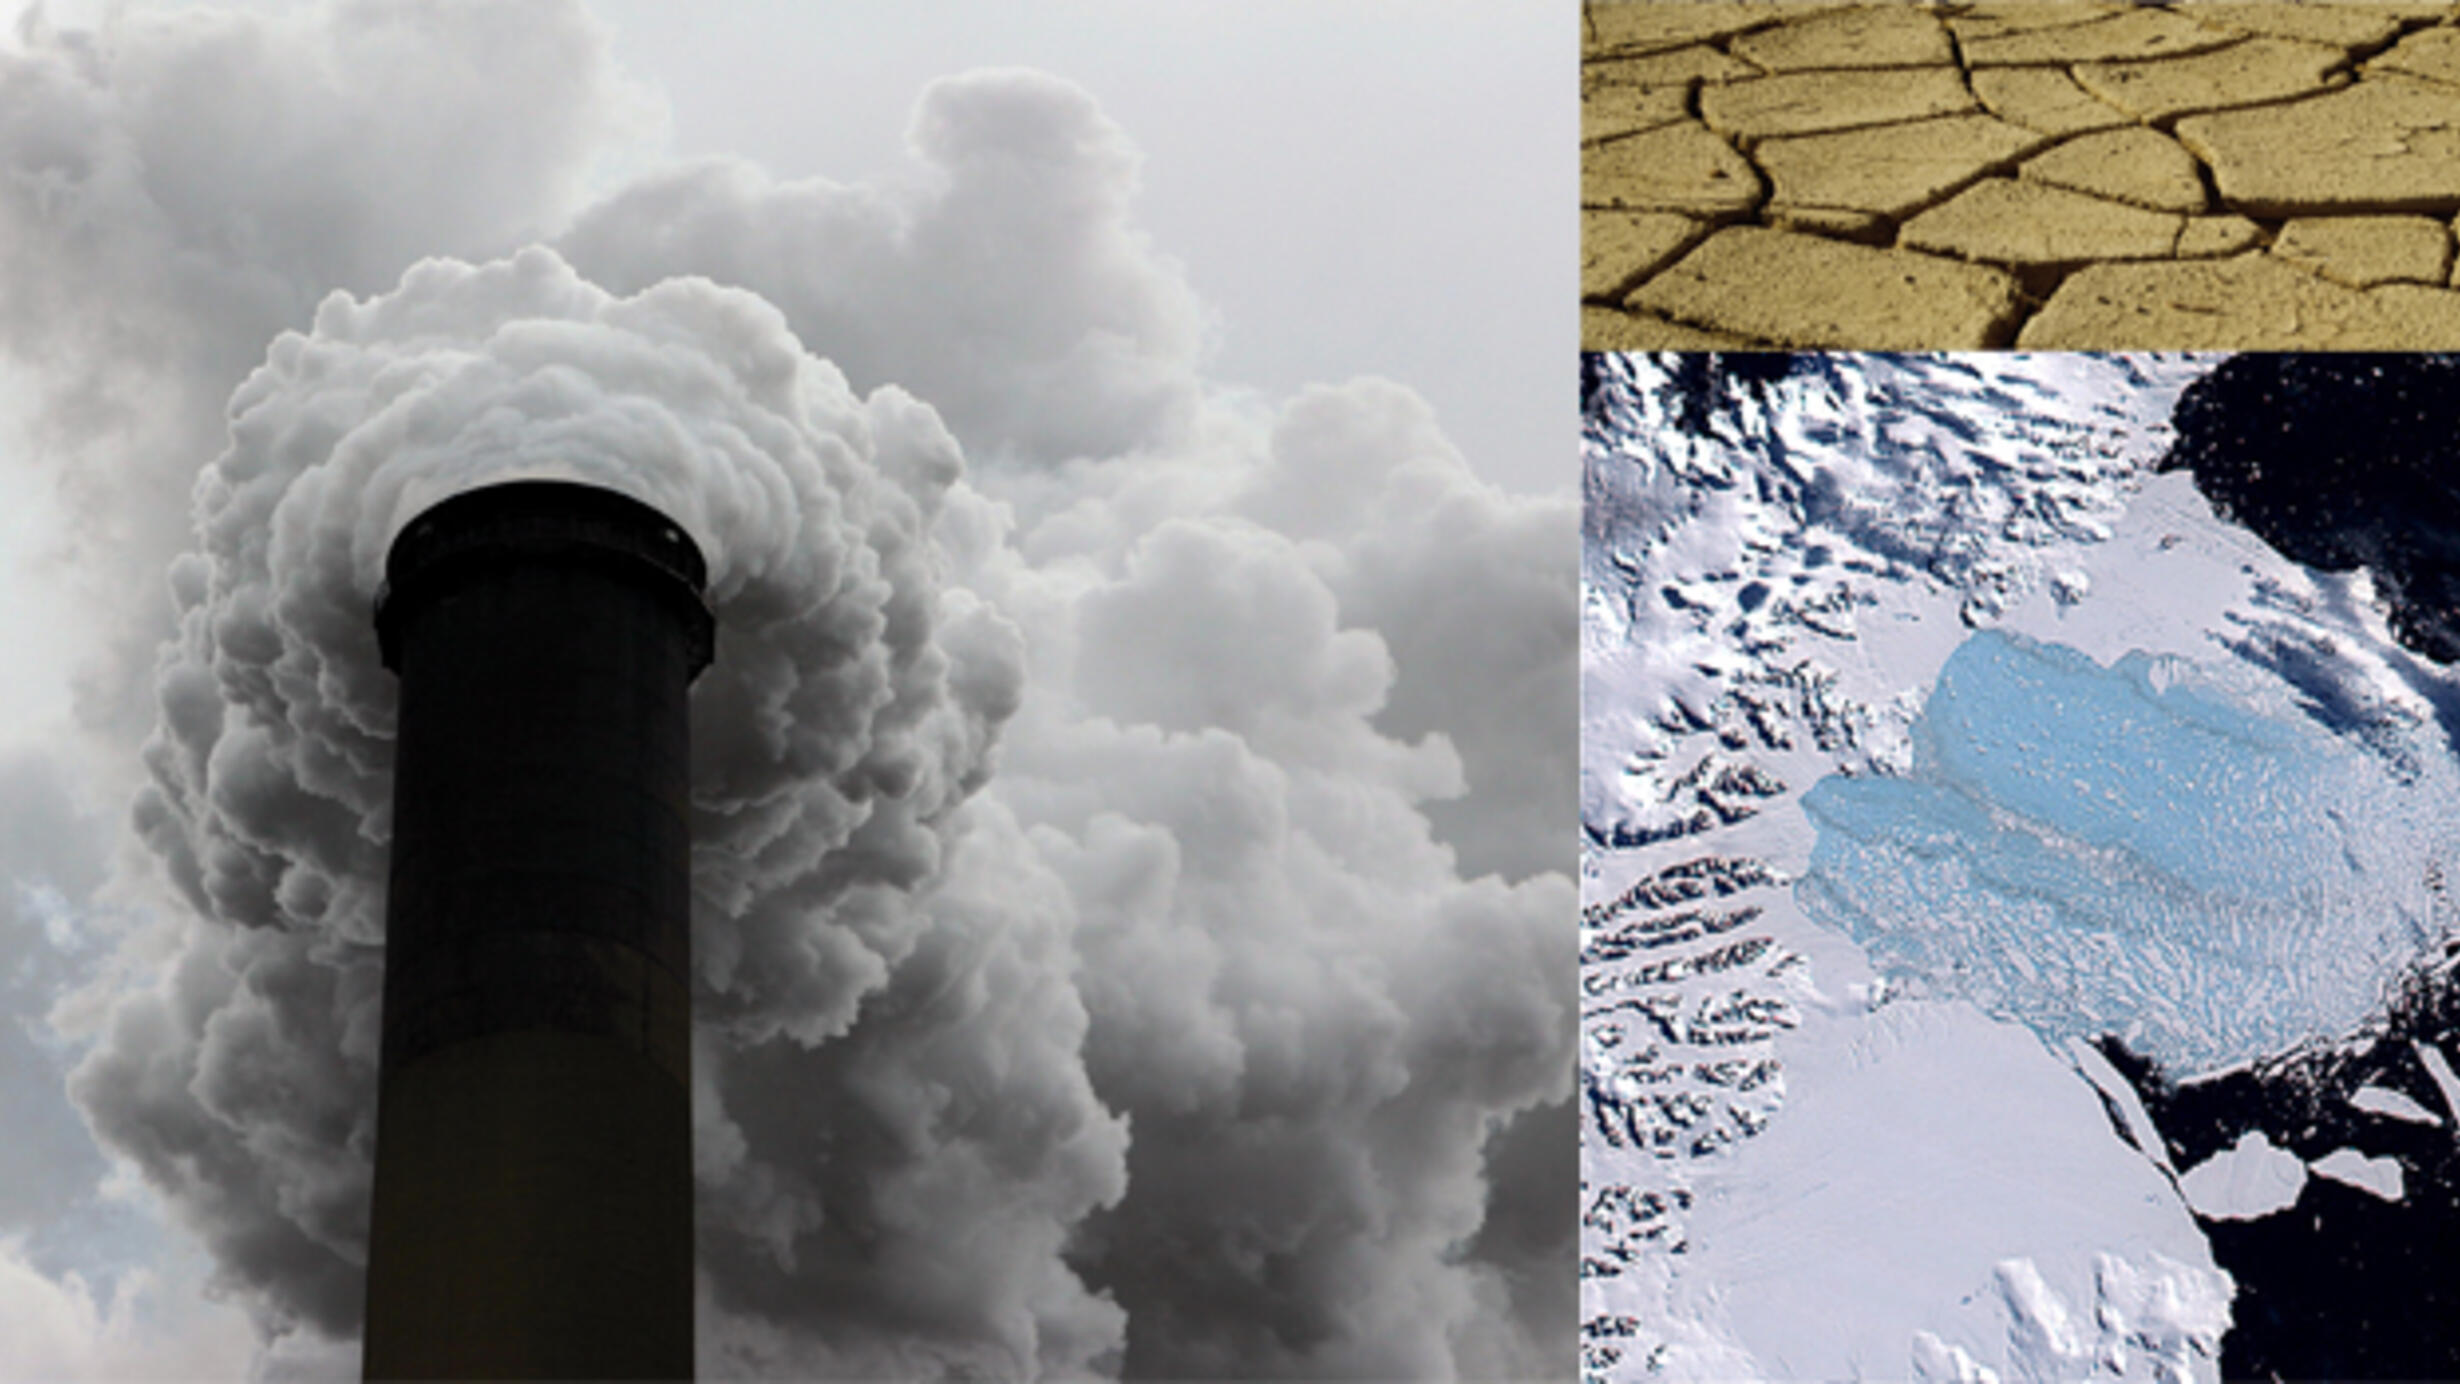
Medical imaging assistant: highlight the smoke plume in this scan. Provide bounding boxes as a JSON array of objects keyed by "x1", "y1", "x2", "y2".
[
  {"x1": 3, "y1": 5, "x2": 1576, "y2": 1379},
  {"x1": 0, "y1": 0, "x2": 655, "y2": 742}
]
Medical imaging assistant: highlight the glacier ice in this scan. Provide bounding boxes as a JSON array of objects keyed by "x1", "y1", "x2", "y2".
[
  {"x1": 2308, "y1": 1148, "x2": 2405, "y2": 1203},
  {"x1": 2348, "y1": 1083, "x2": 2440, "y2": 1126},
  {"x1": 1581, "y1": 355, "x2": 2229, "y2": 1380},
  {"x1": 2179, "y1": 1132, "x2": 2307, "y2": 1221},
  {"x1": 1680, "y1": 994, "x2": 2226, "y2": 1383}
]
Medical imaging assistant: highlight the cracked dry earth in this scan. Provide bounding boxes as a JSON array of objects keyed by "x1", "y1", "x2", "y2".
[{"x1": 1582, "y1": 0, "x2": 2460, "y2": 348}]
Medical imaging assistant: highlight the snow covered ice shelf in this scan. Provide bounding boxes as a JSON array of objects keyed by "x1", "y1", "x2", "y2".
[{"x1": 1581, "y1": 353, "x2": 2460, "y2": 1380}]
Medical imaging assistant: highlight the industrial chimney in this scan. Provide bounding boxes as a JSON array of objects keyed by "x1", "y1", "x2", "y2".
[{"x1": 362, "y1": 480, "x2": 710, "y2": 1382}]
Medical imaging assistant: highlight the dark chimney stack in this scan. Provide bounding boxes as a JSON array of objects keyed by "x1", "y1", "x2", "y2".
[{"x1": 363, "y1": 480, "x2": 708, "y2": 1381}]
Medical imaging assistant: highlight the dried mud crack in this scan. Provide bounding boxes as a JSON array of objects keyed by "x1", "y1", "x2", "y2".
[{"x1": 1582, "y1": 0, "x2": 2460, "y2": 348}]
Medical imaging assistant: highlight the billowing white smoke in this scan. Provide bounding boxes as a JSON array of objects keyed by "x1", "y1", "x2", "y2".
[
  {"x1": 94, "y1": 244, "x2": 1131, "y2": 1373},
  {"x1": 0, "y1": 0, "x2": 655, "y2": 741},
  {"x1": 561, "y1": 69, "x2": 1205, "y2": 472},
  {"x1": 561, "y1": 71, "x2": 1575, "y2": 885},
  {"x1": 10, "y1": 5, "x2": 1576, "y2": 1380}
]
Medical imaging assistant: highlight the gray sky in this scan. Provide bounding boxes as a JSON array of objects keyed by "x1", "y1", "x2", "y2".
[
  {"x1": 577, "y1": 0, "x2": 1576, "y2": 494},
  {"x1": 0, "y1": 4, "x2": 1575, "y2": 1376}
]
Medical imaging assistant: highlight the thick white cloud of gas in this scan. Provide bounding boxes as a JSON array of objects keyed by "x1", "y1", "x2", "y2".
[{"x1": 0, "y1": 2, "x2": 1575, "y2": 1379}]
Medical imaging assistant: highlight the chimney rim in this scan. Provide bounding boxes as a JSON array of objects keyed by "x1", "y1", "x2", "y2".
[{"x1": 373, "y1": 479, "x2": 715, "y2": 677}]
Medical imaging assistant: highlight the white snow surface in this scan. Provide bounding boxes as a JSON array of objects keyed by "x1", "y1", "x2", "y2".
[
  {"x1": 1581, "y1": 353, "x2": 2460, "y2": 1379},
  {"x1": 1907, "y1": 1249, "x2": 2237, "y2": 1384},
  {"x1": 1687, "y1": 997, "x2": 2227, "y2": 1382},
  {"x1": 1573, "y1": 354, "x2": 2460, "y2": 1380},
  {"x1": 2178, "y1": 1132, "x2": 2307, "y2": 1221}
]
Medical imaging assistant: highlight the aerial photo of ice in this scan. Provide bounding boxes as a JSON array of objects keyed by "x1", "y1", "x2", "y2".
[{"x1": 1580, "y1": 353, "x2": 2460, "y2": 1382}]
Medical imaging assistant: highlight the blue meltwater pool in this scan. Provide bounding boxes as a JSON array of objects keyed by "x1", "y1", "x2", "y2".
[{"x1": 1799, "y1": 628, "x2": 2456, "y2": 1076}]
